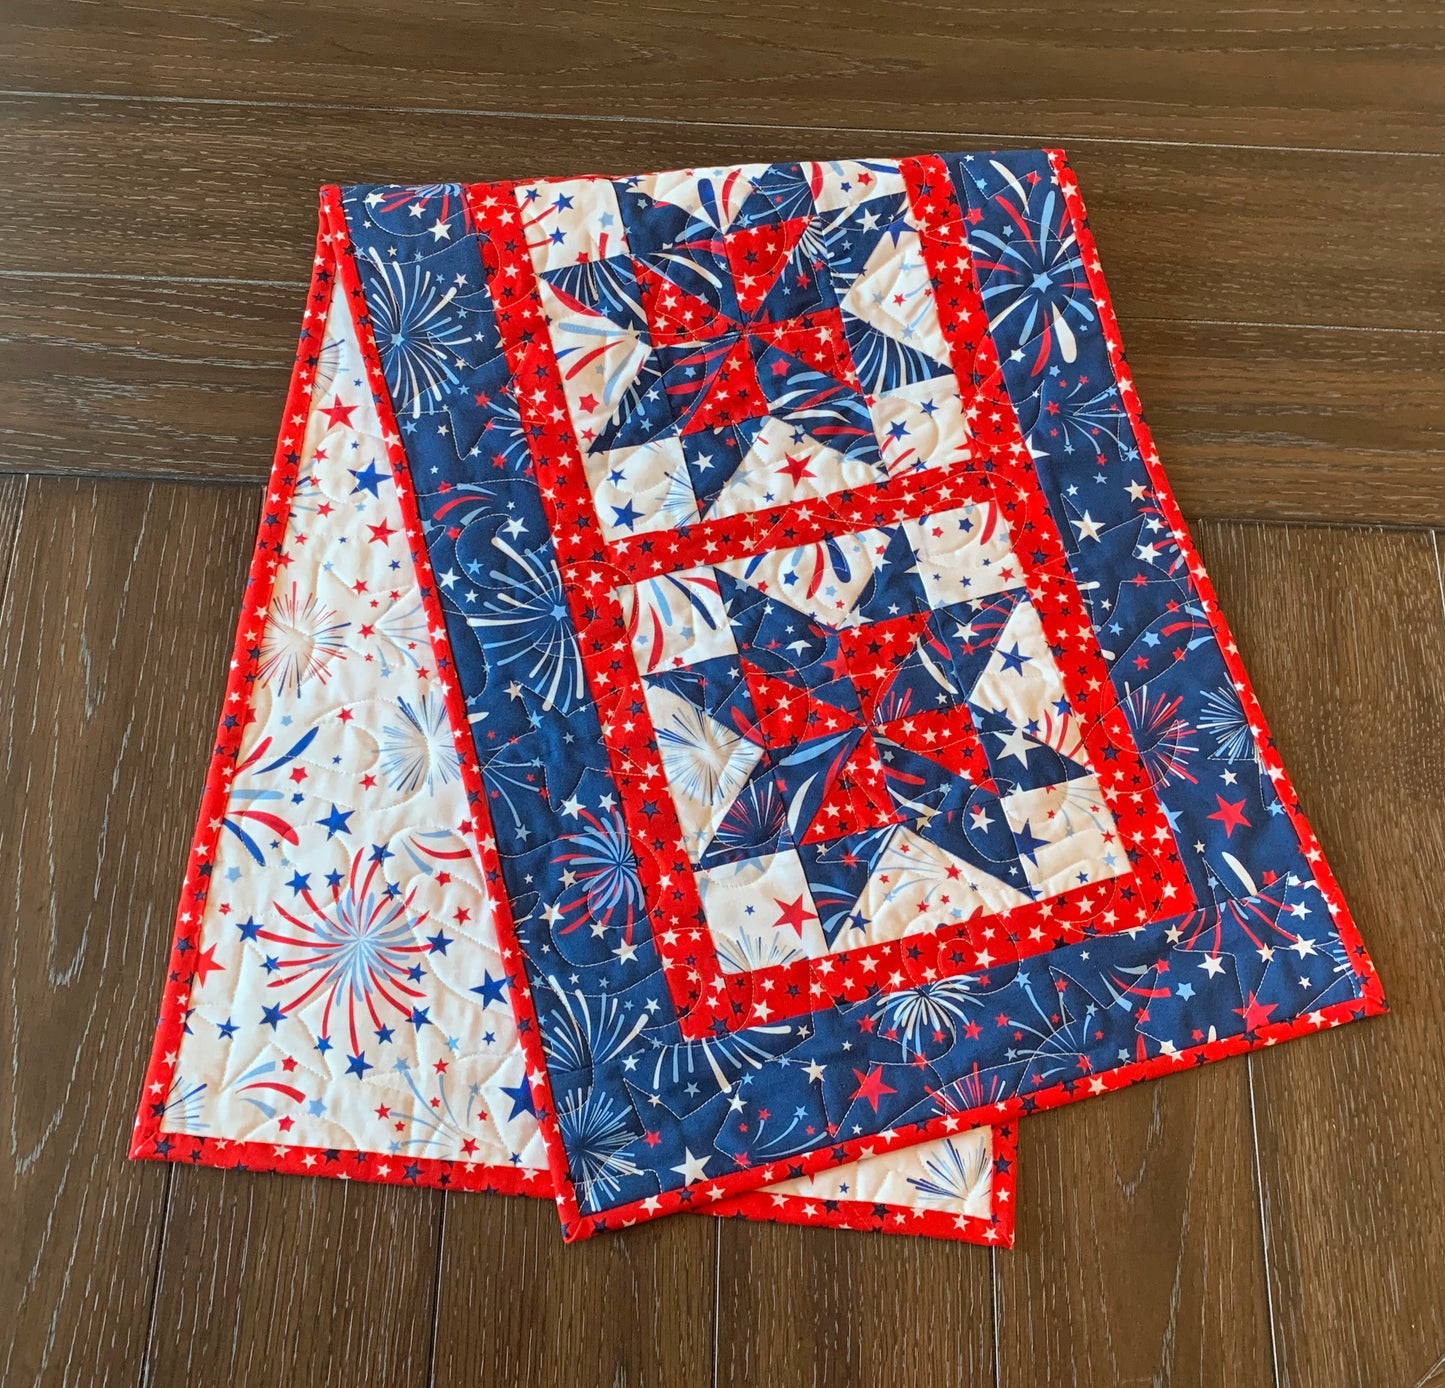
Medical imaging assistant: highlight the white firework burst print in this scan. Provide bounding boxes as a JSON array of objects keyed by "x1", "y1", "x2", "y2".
[
  {"x1": 380, "y1": 692, "x2": 462, "y2": 794},
  {"x1": 466, "y1": 539, "x2": 587, "y2": 711},
  {"x1": 1199, "y1": 683, "x2": 1266, "y2": 766},
  {"x1": 257, "y1": 583, "x2": 348, "y2": 694},
  {"x1": 363, "y1": 249, "x2": 478, "y2": 416}
]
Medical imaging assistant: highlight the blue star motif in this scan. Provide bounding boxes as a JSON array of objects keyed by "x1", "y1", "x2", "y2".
[
  {"x1": 501, "y1": 1078, "x2": 536, "y2": 1119},
  {"x1": 998, "y1": 643, "x2": 1030, "y2": 675},
  {"x1": 610, "y1": 499, "x2": 642, "y2": 531},
  {"x1": 317, "y1": 804, "x2": 353, "y2": 839},
  {"x1": 349, "y1": 461, "x2": 389, "y2": 496},
  {"x1": 1011, "y1": 819, "x2": 1049, "y2": 866},
  {"x1": 471, "y1": 970, "x2": 509, "y2": 1007}
]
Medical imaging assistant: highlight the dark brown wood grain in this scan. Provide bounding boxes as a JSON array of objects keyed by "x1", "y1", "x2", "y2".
[
  {"x1": 0, "y1": 276, "x2": 295, "y2": 482},
  {"x1": 145, "y1": 1170, "x2": 444, "y2": 1388},
  {"x1": 1125, "y1": 321, "x2": 1445, "y2": 528},
  {"x1": 1, "y1": 95, "x2": 1440, "y2": 333},
  {"x1": 0, "y1": 477, "x2": 258, "y2": 1386},
  {"x1": 994, "y1": 1067, "x2": 1273, "y2": 1387},
  {"x1": 3, "y1": 0, "x2": 1442, "y2": 152},
  {"x1": 1196, "y1": 522, "x2": 1445, "y2": 1388},
  {"x1": 3, "y1": 2, "x2": 1444, "y2": 1383},
  {"x1": 433, "y1": 1190, "x2": 716, "y2": 1387},
  {"x1": 4, "y1": 274, "x2": 1441, "y2": 526},
  {"x1": 715, "y1": 1217, "x2": 994, "y2": 1387}
]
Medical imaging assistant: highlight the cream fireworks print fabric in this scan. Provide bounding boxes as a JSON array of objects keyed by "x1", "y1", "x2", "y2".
[{"x1": 145, "y1": 272, "x2": 548, "y2": 1176}]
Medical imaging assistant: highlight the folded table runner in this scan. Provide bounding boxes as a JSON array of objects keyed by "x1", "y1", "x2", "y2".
[{"x1": 134, "y1": 147, "x2": 1384, "y2": 1244}]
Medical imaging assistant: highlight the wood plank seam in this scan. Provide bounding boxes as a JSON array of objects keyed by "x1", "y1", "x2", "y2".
[
  {"x1": 2, "y1": 86, "x2": 1444, "y2": 161},
  {"x1": 990, "y1": 1247, "x2": 1002, "y2": 1388},
  {"x1": 425, "y1": 1196, "x2": 448, "y2": 1388},
  {"x1": 1245, "y1": 1058, "x2": 1283, "y2": 1388},
  {"x1": 0, "y1": 474, "x2": 28, "y2": 604},
  {"x1": 135, "y1": 1161, "x2": 174, "y2": 1388},
  {"x1": 1433, "y1": 532, "x2": 1445, "y2": 621}
]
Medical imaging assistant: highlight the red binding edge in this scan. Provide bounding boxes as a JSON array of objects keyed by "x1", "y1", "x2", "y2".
[{"x1": 711, "y1": 1119, "x2": 1017, "y2": 1245}]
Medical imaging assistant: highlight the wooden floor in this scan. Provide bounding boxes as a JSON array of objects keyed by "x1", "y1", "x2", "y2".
[{"x1": 2, "y1": 5, "x2": 1443, "y2": 1385}]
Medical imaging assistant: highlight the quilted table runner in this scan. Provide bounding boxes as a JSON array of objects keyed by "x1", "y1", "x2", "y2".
[{"x1": 134, "y1": 148, "x2": 1384, "y2": 1245}]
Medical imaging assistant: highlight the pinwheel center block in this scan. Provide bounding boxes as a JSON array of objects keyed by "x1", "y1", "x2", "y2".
[{"x1": 618, "y1": 499, "x2": 1134, "y2": 986}]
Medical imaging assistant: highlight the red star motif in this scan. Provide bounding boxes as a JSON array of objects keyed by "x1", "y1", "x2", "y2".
[
  {"x1": 190, "y1": 944, "x2": 223, "y2": 986},
  {"x1": 771, "y1": 894, "x2": 815, "y2": 938},
  {"x1": 779, "y1": 452, "x2": 815, "y2": 485},
  {"x1": 850, "y1": 1065, "x2": 897, "y2": 1112},
  {"x1": 320, "y1": 398, "x2": 357, "y2": 429},
  {"x1": 1234, "y1": 992, "x2": 1278, "y2": 1031},
  {"x1": 1208, "y1": 795, "x2": 1251, "y2": 838}
]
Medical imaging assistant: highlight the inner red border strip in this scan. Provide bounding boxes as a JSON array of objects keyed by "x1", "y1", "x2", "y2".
[
  {"x1": 128, "y1": 202, "x2": 551, "y2": 1201},
  {"x1": 489, "y1": 157, "x2": 1195, "y2": 1037}
]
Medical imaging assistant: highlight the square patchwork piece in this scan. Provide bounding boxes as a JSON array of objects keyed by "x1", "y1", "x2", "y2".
[{"x1": 323, "y1": 147, "x2": 1381, "y2": 1240}]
